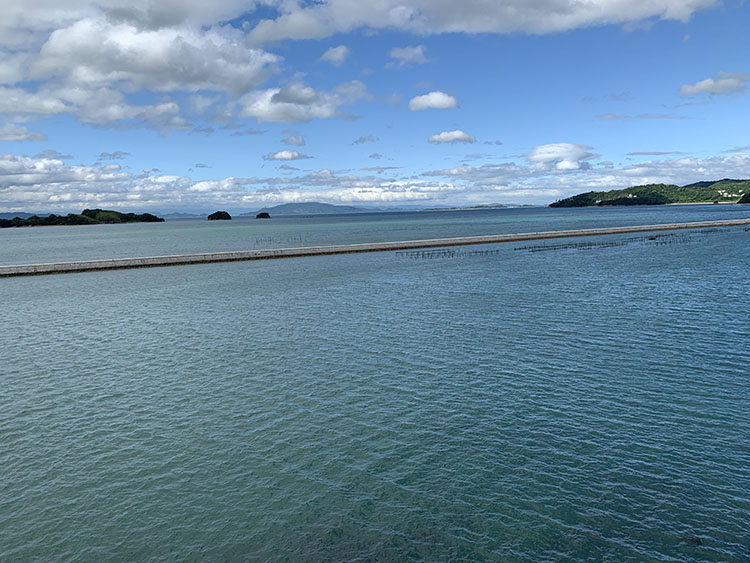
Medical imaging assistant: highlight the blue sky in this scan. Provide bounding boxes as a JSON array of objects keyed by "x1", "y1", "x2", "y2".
[{"x1": 1, "y1": 0, "x2": 749, "y2": 212}]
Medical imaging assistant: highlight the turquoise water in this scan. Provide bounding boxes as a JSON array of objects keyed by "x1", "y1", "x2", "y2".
[{"x1": 1, "y1": 206, "x2": 749, "y2": 561}]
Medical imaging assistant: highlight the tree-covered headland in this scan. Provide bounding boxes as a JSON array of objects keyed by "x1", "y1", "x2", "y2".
[
  {"x1": 0, "y1": 209, "x2": 165, "y2": 228},
  {"x1": 550, "y1": 179, "x2": 750, "y2": 207}
]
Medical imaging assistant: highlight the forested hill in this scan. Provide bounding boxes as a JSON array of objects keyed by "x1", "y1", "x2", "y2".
[
  {"x1": 0, "y1": 209, "x2": 165, "y2": 228},
  {"x1": 549, "y1": 179, "x2": 750, "y2": 207}
]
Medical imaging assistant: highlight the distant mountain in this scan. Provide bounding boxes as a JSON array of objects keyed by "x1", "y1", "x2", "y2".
[
  {"x1": 0, "y1": 212, "x2": 48, "y2": 220},
  {"x1": 549, "y1": 179, "x2": 750, "y2": 208},
  {"x1": 250, "y1": 202, "x2": 370, "y2": 216},
  {"x1": 162, "y1": 212, "x2": 204, "y2": 218}
]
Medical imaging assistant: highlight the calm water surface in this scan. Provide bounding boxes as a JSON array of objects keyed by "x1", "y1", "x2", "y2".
[{"x1": 1, "y1": 206, "x2": 749, "y2": 561}]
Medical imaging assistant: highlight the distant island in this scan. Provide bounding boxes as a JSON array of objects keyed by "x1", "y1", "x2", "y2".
[
  {"x1": 550, "y1": 179, "x2": 750, "y2": 207},
  {"x1": 208, "y1": 211, "x2": 232, "y2": 220},
  {"x1": 422, "y1": 203, "x2": 537, "y2": 211},
  {"x1": 0, "y1": 208, "x2": 165, "y2": 228},
  {"x1": 247, "y1": 202, "x2": 368, "y2": 216},
  {"x1": 256, "y1": 212, "x2": 271, "y2": 219}
]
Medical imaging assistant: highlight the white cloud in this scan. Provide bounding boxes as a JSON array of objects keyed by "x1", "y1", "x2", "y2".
[
  {"x1": 320, "y1": 45, "x2": 350, "y2": 66},
  {"x1": 679, "y1": 72, "x2": 749, "y2": 97},
  {"x1": 428, "y1": 130, "x2": 476, "y2": 144},
  {"x1": 239, "y1": 81, "x2": 369, "y2": 123},
  {"x1": 33, "y1": 18, "x2": 279, "y2": 95},
  {"x1": 388, "y1": 45, "x2": 428, "y2": 67},
  {"x1": 0, "y1": 124, "x2": 46, "y2": 141},
  {"x1": 0, "y1": 87, "x2": 69, "y2": 118},
  {"x1": 3, "y1": 150, "x2": 750, "y2": 212},
  {"x1": 0, "y1": 83, "x2": 189, "y2": 128},
  {"x1": 263, "y1": 150, "x2": 311, "y2": 161},
  {"x1": 422, "y1": 153, "x2": 750, "y2": 204},
  {"x1": 246, "y1": 1, "x2": 716, "y2": 44},
  {"x1": 408, "y1": 91, "x2": 458, "y2": 111},
  {"x1": 282, "y1": 135, "x2": 306, "y2": 146},
  {"x1": 527, "y1": 143, "x2": 596, "y2": 170}
]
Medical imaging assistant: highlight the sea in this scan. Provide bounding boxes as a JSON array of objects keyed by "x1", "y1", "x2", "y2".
[{"x1": 1, "y1": 204, "x2": 749, "y2": 562}]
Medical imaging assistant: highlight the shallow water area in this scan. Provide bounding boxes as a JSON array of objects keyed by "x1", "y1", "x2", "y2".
[{"x1": 1, "y1": 205, "x2": 749, "y2": 561}]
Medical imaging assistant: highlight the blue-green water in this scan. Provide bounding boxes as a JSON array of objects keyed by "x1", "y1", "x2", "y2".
[{"x1": 1, "y1": 206, "x2": 749, "y2": 561}]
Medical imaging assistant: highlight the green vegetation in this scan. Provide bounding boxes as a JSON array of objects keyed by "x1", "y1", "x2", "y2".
[
  {"x1": 738, "y1": 192, "x2": 750, "y2": 204},
  {"x1": 208, "y1": 211, "x2": 232, "y2": 220},
  {"x1": 0, "y1": 208, "x2": 165, "y2": 228},
  {"x1": 549, "y1": 179, "x2": 750, "y2": 208}
]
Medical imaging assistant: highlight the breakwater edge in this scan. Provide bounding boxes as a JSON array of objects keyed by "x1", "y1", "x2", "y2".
[{"x1": 2, "y1": 218, "x2": 749, "y2": 277}]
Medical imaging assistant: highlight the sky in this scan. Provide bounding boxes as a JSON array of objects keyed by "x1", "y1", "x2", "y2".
[{"x1": 1, "y1": 0, "x2": 749, "y2": 213}]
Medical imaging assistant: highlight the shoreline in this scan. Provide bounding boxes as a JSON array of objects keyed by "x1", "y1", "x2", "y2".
[
  {"x1": 666, "y1": 201, "x2": 739, "y2": 205},
  {"x1": 2, "y1": 218, "x2": 749, "y2": 278}
]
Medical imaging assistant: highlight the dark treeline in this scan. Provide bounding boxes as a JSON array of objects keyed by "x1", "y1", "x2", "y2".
[{"x1": 0, "y1": 209, "x2": 165, "y2": 228}]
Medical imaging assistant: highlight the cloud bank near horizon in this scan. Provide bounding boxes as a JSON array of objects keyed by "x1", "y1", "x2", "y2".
[{"x1": 3, "y1": 149, "x2": 749, "y2": 212}]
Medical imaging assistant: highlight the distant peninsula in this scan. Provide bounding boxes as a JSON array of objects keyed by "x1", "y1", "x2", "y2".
[
  {"x1": 550, "y1": 179, "x2": 750, "y2": 208},
  {"x1": 423, "y1": 203, "x2": 537, "y2": 211},
  {"x1": 249, "y1": 202, "x2": 368, "y2": 216},
  {"x1": 0, "y1": 208, "x2": 165, "y2": 228}
]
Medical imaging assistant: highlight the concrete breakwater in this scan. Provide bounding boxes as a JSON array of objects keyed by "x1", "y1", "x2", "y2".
[{"x1": 2, "y1": 218, "x2": 749, "y2": 277}]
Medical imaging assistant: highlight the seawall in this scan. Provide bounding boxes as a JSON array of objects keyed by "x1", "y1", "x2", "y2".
[{"x1": 2, "y1": 218, "x2": 749, "y2": 277}]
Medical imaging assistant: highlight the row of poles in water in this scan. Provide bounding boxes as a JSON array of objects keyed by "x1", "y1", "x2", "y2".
[{"x1": 394, "y1": 228, "x2": 736, "y2": 259}]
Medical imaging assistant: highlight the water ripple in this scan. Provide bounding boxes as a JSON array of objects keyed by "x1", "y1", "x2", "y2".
[{"x1": 1, "y1": 225, "x2": 749, "y2": 561}]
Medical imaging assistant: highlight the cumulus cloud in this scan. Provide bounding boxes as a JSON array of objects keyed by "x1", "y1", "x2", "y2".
[
  {"x1": 263, "y1": 150, "x2": 311, "y2": 161},
  {"x1": 408, "y1": 91, "x2": 458, "y2": 111},
  {"x1": 0, "y1": 123, "x2": 46, "y2": 141},
  {"x1": 239, "y1": 81, "x2": 369, "y2": 123},
  {"x1": 0, "y1": 84, "x2": 187, "y2": 128},
  {"x1": 527, "y1": 143, "x2": 596, "y2": 170},
  {"x1": 388, "y1": 45, "x2": 428, "y2": 67},
  {"x1": 320, "y1": 45, "x2": 350, "y2": 66},
  {"x1": 0, "y1": 86, "x2": 69, "y2": 117},
  {"x1": 33, "y1": 18, "x2": 279, "y2": 95},
  {"x1": 679, "y1": 72, "x2": 749, "y2": 97},
  {"x1": 246, "y1": 1, "x2": 716, "y2": 44},
  {"x1": 282, "y1": 135, "x2": 306, "y2": 146},
  {"x1": 428, "y1": 130, "x2": 476, "y2": 144}
]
